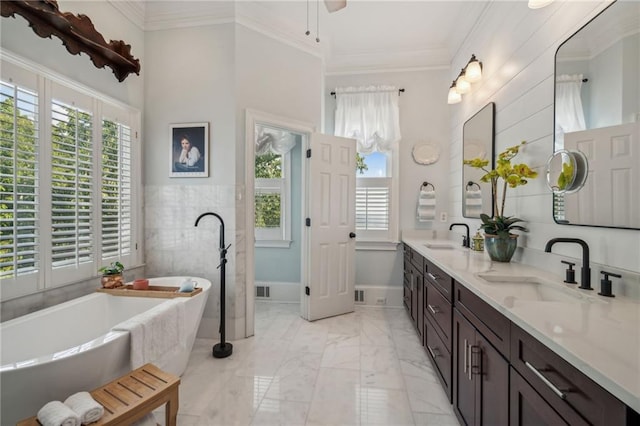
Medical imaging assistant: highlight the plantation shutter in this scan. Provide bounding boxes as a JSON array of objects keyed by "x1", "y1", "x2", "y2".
[
  {"x1": 101, "y1": 118, "x2": 132, "y2": 259},
  {"x1": 355, "y1": 177, "x2": 390, "y2": 231},
  {"x1": 0, "y1": 81, "x2": 39, "y2": 279},
  {"x1": 50, "y1": 100, "x2": 94, "y2": 269}
]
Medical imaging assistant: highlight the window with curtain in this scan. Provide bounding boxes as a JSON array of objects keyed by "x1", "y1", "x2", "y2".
[
  {"x1": 554, "y1": 74, "x2": 586, "y2": 222},
  {"x1": 334, "y1": 85, "x2": 401, "y2": 244},
  {"x1": 254, "y1": 126, "x2": 295, "y2": 247},
  {"x1": 0, "y1": 59, "x2": 140, "y2": 299}
]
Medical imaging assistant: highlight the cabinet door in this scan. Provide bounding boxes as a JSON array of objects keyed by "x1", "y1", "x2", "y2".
[
  {"x1": 416, "y1": 270, "x2": 424, "y2": 339},
  {"x1": 454, "y1": 309, "x2": 477, "y2": 426},
  {"x1": 510, "y1": 367, "x2": 576, "y2": 426},
  {"x1": 476, "y1": 331, "x2": 509, "y2": 425},
  {"x1": 410, "y1": 264, "x2": 420, "y2": 324}
]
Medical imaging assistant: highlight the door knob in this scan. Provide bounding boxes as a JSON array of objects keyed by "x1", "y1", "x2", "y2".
[{"x1": 349, "y1": 232, "x2": 356, "y2": 238}]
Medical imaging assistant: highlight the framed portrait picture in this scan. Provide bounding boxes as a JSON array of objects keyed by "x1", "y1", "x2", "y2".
[{"x1": 169, "y1": 122, "x2": 209, "y2": 177}]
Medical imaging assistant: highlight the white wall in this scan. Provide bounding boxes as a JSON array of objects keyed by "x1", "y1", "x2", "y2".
[
  {"x1": 325, "y1": 69, "x2": 451, "y2": 289},
  {"x1": 447, "y1": 1, "x2": 640, "y2": 296},
  {"x1": 143, "y1": 23, "x2": 239, "y2": 339}
]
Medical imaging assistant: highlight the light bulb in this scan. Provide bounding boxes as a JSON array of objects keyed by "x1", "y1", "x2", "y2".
[
  {"x1": 455, "y1": 73, "x2": 471, "y2": 94},
  {"x1": 464, "y1": 56, "x2": 483, "y2": 83},
  {"x1": 528, "y1": 0, "x2": 553, "y2": 9},
  {"x1": 447, "y1": 85, "x2": 461, "y2": 104}
]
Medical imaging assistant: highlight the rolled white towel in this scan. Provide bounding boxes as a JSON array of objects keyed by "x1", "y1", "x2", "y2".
[
  {"x1": 37, "y1": 401, "x2": 80, "y2": 426},
  {"x1": 64, "y1": 392, "x2": 104, "y2": 425}
]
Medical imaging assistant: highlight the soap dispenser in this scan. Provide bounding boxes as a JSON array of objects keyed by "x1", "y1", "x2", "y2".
[{"x1": 471, "y1": 230, "x2": 484, "y2": 252}]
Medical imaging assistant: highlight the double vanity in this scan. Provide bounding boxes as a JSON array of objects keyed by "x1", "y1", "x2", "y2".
[{"x1": 402, "y1": 236, "x2": 640, "y2": 425}]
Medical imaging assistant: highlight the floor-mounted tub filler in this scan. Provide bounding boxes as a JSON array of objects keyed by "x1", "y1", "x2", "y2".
[{"x1": 0, "y1": 276, "x2": 211, "y2": 425}]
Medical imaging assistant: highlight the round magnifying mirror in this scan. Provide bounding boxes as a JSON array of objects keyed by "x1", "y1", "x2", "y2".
[{"x1": 545, "y1": 149, "x2": 588, "y2": 194}]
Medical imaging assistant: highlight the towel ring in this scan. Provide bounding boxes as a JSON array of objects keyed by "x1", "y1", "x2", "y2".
[
  {"x1": 466, "y1": 181, "x2": 481, "y2": 191},
  {"x1": 421, "y1": 181, "x2": 435, "y2": 191}
]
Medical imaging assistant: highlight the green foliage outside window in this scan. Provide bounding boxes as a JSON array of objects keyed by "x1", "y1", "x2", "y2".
[
  {"x1": 255, "y1": 152, "x2": 282, "y2": 229},
  {"x1": 356, "y1": 152, "x2": 368, "y2": 175},
  {"x1": 0, "y1": 97, "x2": 38, "y2": 278}
]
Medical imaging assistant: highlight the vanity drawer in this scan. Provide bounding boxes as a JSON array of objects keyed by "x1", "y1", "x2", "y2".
[
  {"x1": 454, "y1": 281, "x2": 510, "y2": 358},
  {"x1": 511, "y1": 324, "x2": 631, "y2": 426},
  {"x1": 425, "y1": 316, "x2": 452, "y2": 401},
  {"x1": 425, "y1": 281, "x2": 452, "y2": 349},
  {"x1": 424, "y1": 258, "x2": 452, "y2": 301},
  {"x1": 410, "y1": 247, "x2": 424, "y2": 270}
]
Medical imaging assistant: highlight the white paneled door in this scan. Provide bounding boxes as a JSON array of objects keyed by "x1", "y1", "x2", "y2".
[
  {"x1": 565, "y1": 122, "x2": 639, "y2": 227},
  {"x1": 303, "y1": 133, "x2": 356, "y2": 321}
]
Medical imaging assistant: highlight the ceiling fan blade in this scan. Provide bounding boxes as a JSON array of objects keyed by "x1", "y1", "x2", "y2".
[{"x1": 324, "y1": 0, "x2": 346, "y2": 13}]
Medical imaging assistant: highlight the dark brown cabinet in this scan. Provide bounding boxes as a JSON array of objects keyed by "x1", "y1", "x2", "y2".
[
  {"x1": 511, "y1": 324, "x2": 638, "y2": 426},
  {"x1": 401, "y1": 242, "x2": 639, "y2": 426},
  {"x1": 402, "y1": 244, "x2": 424, "y2": 339},
  {"x1": 454, "y1": 309, "x2": 509, "y2": 425},
  {"x1": 423, "y1": 264, "x2": 454, "y2": 402}
]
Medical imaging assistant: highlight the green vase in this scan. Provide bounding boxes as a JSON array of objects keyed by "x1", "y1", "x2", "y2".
[{"x1": 484, "y1": 234, "x2": 518, "y2": 262}]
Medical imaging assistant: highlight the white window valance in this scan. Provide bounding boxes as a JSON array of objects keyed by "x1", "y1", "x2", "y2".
[
  {"x1": 255, "y1": 126, "x2": 296, "y2": 156},
  {"x1": 334, "y1": 85, "x2": 401, "y2": 154},
  {"x1": 555, "y1": 74, "x2": 586, "y2": 148}
]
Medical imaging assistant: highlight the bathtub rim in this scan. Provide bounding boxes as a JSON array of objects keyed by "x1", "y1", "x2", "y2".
[{"x1": 0, "y1": 276, "x2": 211, "y2": 372}]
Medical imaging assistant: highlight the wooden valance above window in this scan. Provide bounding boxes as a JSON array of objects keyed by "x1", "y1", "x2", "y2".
[{"x1": 1, "y1": 0, "x2": 140, "y2": 82}]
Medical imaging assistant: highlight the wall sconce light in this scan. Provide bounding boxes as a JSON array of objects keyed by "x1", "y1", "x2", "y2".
[
  {"x1": 455, "y1": 69, "x2": 471, "y2": 94},
  {"x1": 447, "y1": 54, "x2": 483, "y2": 104},
  {"x1": 528, "y1": 0, "x2": 553, "y2": 9},
  {"x1": 447, "y1": 80, "x2": 461, "y2": 104}
]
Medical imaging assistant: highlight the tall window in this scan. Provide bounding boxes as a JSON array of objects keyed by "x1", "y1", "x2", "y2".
[
  {"x1": 101, "y1": 118, "x2": 132, "y2": 260},
  {"x1": 255, "y1": 151, "x2": 291, "y2": 245},
  {"x1": 334, "y1": 86, "x2": 401, "y2": 244},
  {"x1": 254, "y1": 126, "x2": 296, "y2": 247},
  {"x1": 1, "y1": 59, "x2": 140, "y2": 298},
  {"x1": 0, "y1": 82, "x2": 39, "y2": 281},
  {"x1": 356, "y1": 152, "x2": 392, "y2": 238},
  {"x1": 50, "y1": 100, "x2": 94, "y2": 269}
]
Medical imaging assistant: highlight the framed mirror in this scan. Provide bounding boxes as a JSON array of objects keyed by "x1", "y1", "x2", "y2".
[
  {"x1": 553, "y1": 1, "x2": 640, "y2": 229},
  {"x1": 462, "y1": 102, "x2": 495, "y2": 218}
]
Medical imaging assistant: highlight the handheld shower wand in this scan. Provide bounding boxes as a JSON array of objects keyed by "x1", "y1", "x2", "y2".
[{"x1": 195, "y1": 212, "x2": 233, "y2": 358}]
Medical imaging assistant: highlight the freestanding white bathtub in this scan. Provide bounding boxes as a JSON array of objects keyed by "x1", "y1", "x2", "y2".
[{"x1": 0, "y1": 276, "x2": 211, "y2": 425}]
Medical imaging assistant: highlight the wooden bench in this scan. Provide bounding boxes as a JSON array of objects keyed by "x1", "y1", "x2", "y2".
[{"x1": 18, "y1": 363, "x2": 180, "y2": 426}]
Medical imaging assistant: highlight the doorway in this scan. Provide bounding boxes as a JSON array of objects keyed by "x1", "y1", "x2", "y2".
[
  {"x1": 245, "y1": 109, "x2": 357, "y2": 337},
  {"x1": 244, "y1": 110, "x2": 315, "y2": 337}
]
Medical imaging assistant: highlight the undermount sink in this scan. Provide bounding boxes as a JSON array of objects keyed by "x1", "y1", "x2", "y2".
[
  {"x1": 424, "y1": 242, "x2": 456, "y2": 250},
  {"x1": 476, "y1": 274, "x2": 545, "y2": 284},
  {"x1": 477, "y1": 273, "x2": 602, "y2": 304}
]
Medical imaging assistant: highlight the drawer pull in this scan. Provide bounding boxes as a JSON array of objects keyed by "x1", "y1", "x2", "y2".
[
  {"x1": 427, "y1": 345, "x2": 439, "y2": 359},
  {"x1": 427, "y1": 272, "x2": 439, "y2": 281},
  {"x1": 468, "y1": 345, "x2": 476, "y2": 380},
  {"x1": 463, "y1": 339, "x2": 468, "y2": 374},
  {"x1": 428, "y1": 304, "x2": 439, "y2": 314},
  {"x1": 525, "y1": 361, "x2": 567, "y2": 400}
]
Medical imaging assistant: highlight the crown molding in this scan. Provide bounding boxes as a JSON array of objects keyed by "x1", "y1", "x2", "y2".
[
  {"x1": 235, "y1": 2, "x2": 325, "y2": 59},
  {"x1": 108, "y1": 1, "x2": 146, "y2": 30},
  {"x1": 106, "y1": 1, "x2": 464, "y2": 75},
  {"x1": 326, "y1": 47, "x2": 450, "y2": 75}
]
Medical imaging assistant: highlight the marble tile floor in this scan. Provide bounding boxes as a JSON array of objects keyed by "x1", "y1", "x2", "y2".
[{"x1": 155, "y1": 302, "x2": 457, "y2": 425}]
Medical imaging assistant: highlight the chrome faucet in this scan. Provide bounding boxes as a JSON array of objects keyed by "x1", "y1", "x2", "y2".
[
  {"x1": 449, "y1": 223, "x2": 470, "y2": 248},
  {"x1": 544, "y1": 238, "x2": 591, "y2": 290}
]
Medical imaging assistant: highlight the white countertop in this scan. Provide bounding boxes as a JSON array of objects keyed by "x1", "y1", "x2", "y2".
[{"x1": 402, "y1": 237, "x2": 640, "y2": 413}]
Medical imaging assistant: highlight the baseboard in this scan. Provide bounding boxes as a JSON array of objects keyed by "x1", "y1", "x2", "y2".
[{"x1": 253, "y1": 282, "x2": 403, "y2": 307}]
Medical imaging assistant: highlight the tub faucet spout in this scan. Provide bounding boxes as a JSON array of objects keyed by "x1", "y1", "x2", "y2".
[
  {"x1": 544, "y1": 238, "x2": 591, "y2": 290},
  {"x1": 449, "y1": 223, "x2": 470, "y2": 248}
]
